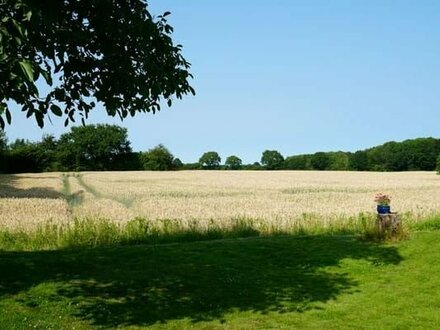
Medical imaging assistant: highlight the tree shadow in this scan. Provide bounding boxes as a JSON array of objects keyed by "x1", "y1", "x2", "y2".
[
  {"x1": 0, "y1": 174, "x2": 63, "y2": 199},
  {"x1": 0, "y1": 235, "x2": 402, "y2": 327}
]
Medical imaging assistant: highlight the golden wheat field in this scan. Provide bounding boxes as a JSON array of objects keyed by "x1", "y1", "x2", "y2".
[{"x1": 0, "y1": 170, "x2": 440, "y2": 232}]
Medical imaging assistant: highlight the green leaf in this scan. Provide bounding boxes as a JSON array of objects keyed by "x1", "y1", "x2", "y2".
[
  {"x1": 50, "y1": 104, "x2": 62, "y2": 117},
  {"x1": 18, "y1": 60, "x2": 35, "y2": 82},
  {"x1": 12, "y1": 19, "x2": 26, "y2": 37},
  {"x1": 23, "y1": 11, "x2": 32, "y2": 22},
  {"x1": 5, "y1": 109, "x2": 11, "y2": 124},
  {"x1": 35, "y1": 112, "x2": 44, "y2": 128},
  {"x1": 13, "y1": 36, "x2": 22, "y2": 46},
  {"x1": 41, "y1": 70, "x2": 52, "y2": 85}
]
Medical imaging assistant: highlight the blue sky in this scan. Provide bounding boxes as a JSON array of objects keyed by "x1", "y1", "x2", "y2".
[{"x1": 5, "y1": 0, "x2": 440, "y2": 163}]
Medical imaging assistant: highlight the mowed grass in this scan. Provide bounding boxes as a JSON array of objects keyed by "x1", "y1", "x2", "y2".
[{"x1": 1, "y1": 231, "x2": 440, "y2": 329}]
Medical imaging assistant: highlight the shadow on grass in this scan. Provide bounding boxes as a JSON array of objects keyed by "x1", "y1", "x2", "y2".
[
  {"x1": 0, "y1": 174, "x2": 63, "y2": 199},
  {"x1": 0, "y1": 235, "x2": 402, "y2": 327}
]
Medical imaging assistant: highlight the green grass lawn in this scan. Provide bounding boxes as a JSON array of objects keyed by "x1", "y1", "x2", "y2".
[{"x1": 1, "y1": 232, "x2": 440, "y2": 329}]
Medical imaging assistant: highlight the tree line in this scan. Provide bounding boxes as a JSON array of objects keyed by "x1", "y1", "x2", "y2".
[{"x1": 1, "y1": 125, "x2": 440, "y2": 173}]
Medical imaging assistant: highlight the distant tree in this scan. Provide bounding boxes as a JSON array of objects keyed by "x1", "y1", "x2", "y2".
[
  {"x1": 182, "y1": 162, "x2": 200, "y2": 170},
  {"x1": 33, "y1": 134, "x2": 59, "y2": 171},
  {"x1": 349, "y1": 151, "x2": 369, "y2": 171},
  {"x1": 404, "y1": 138, "x2": 440, "y2": 171},
  {"x1": 383, "y1": 142, "x2": 407, "y2": 171},
  {"x1": 0, "y1": 0, "x2": 194, "y2": 128},
  {"x1": 311, "y1": 152, "x2": 331, "y2": 170},
  {"x1": 0, "y1": 130, "x2": 6, "y2": 151},
  {"x1": 437, "y1": 154, "x2": 440, "y2": 174},
  {"x1": 242, "y1": 162, "x2": 261, "y2": 170},
  {"x1": 364, "y1": 138, "x2": 440, "y2": 171},
  {"x1": 328, "y1": 152, "x2": 350, "y2": 171},
  {"x1": 284, "y1": 155, "x2": 310, "y2": 170},
  {"x1": 7, "y1": 138, "x2": 39, "y2": 173},
  {"x1": 366, "y1": 147, "x2": 387, "y2": 171},
  {"x1": 0, "y1": 131, "x2": 5, "y2": 173},
  {"x1": 172, "y1": 158, "x2": 183, "y2": 170},
  {"x1": 112, "y1": 152, "x2": 143, "y2": 171},
  {"x1": 261, "y1": 150, "x2": 284, "y2": 170},
  {"x1": 225, "y1": 155, "x2": 242, "y2": 170},
  {"x1": 199, "y1": 151, "x2": 221, "y2": 169},
  {"x1": 57, "y1": 124, "x2": 131, "y2": 170},
  {"x1": 249, "y1": 162, "x2": 262, "y2": 170},
  {"x1": 140, "y1": 144, "x2": 174, "y2": 171}
]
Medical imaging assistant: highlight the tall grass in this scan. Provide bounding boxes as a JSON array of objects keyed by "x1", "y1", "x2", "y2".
[
  {"x1": 2, "y1": 172, "x2": 440, "y2": 250},
  {"x1": 3, "y1": 171, "x2": 440, "y2": 236},
  {"x1": 408, "y1": 213, "x2": 440, "y2": 231},
  {"x1": 1, "y1": 212, "x2": 426, "y2": 251}
]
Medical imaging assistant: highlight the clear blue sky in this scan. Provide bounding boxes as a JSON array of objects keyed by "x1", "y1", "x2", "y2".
[{"x1": 5, "y1": 0, "x2": 440, "y2": 163}]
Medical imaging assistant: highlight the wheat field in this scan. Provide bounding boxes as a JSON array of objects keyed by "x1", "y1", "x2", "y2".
[{"x1": 0, "y1": 171, "x2": 440, "y2": 234}]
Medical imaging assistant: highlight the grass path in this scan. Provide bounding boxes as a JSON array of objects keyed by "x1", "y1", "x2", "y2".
[
  {"x1": 75, "y1": 173, "x2": 135, "y2": 208},
  {"x1": 61, "y1": 173, "x2": 84, "y2": 215},
  {"x1": 1, "y1": 231, "x2": 440, "y2": 329}
]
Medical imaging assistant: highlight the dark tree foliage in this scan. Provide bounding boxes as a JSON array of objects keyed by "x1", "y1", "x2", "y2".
[
  {"x1": 310, "y1": 152, "x2": 331, "y2": 171},
  {"x1": 111, "y1": 152, "x2": 143, "y2": 171},
  {"x1": 437, "y1": 154, "x2": 440, "y2": 174},
  {"x1": 140, "y1": 144, "x2": 175, "y2": 171},
  {"x1": 57, "y1": 124, "x2": 131, "y2": 170},
  {"x1": 2, "y1": 135, "x2": 65, "y2": 173},
  {"x1": 327, "y1": 152, "x2": 349, "y2": 170},
  {"x1": 242, "y1": 162, "x2": 262, "y2": 170},
  {"x1": 225, "y1": 155, "x2": 242, "y2": 170},
  {"x1": 349, "y1": 151, "x2": 369, "y2": 171},
  {"x1": 282, "y1": 138, "x2": 440, "y2": 172},
  {"x1": 385, "y1": 143, "x2": 407, "y2": 171},
  {"x1": 0, "y1": 131, "x2": 5, "y2": 172},
  {"x1": 181, "y1": 162, "x2": 200, "y2": 170},
  {"x1": 403, "y1": 138, "x2": 440, "y2": 171},
  {"x1": 199, "y1": 151, "x2": 221, "y2": 170},
  {"x1": 0, "y1": 130, "x2": 6, "y2": 151},
  {"x1": 366, "y1": 138, "x2": 440, "y2": 171},
  {"x1": 1, "y1": 131, "x2": 439, "y2": 173},
  {"x1": 0, "y1": 0, "x2": 194, "y2": 128},
  {"x1": 284, "y1": 155, "x2": 310, "y2": 170},
  {"x1": 172, "y1": 158, "x2": 183, "y2": 170},
  {"x1": 5, "y1": 138, "x2": 39, "y2": 172},
  {"x1": 251, "y1": 162, "x2": 262, "y2": 169},
  {"x1": 33, "y1": 134, "x2": 59, "y2": 171},
  {"x1": 261, "y1": 150, "x2": 284, "y2": 170}
]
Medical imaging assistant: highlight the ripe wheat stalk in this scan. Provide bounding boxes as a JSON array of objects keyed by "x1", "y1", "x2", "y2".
[{"x1": 1, "y1": 171, "x2": 439, "y2": 233}]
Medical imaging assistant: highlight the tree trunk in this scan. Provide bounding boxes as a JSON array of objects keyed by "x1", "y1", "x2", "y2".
[{"x1": 376, "y1": 213, "x2": 401, "y2": 237}]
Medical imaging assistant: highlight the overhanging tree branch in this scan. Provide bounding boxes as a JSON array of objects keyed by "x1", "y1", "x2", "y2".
[{"x1": 0, "y1": 0, "x2": 195, "y2": 129}]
